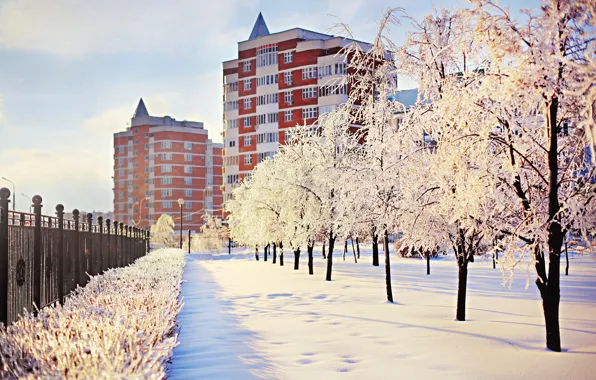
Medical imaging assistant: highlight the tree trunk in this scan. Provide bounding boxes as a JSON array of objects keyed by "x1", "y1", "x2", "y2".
[
  {"x1": 492, "y1": 251, "x2": 496, "y2": 269},
  {"x1": 351, "y1": 239, "x2": 357, "y2": 263},
  {"x1": 356, "y1": 237, "x2": 360, "y2": 259},
  {"x1": 426, "y1": 251, "x2": 430, "y2": 275},
  {"x1": 326, "y1": 231, "x2": 335, "y2": 281},
  {"x1": 456, "y1": 255, "x2": 468, "y2": 321},
  {"x1": 294, "y1": 248, "x2": 300, "y2": 270},
  {"x1": 264, "y1": 243, "x2": 268, "y2": 262},
  {"x1": 279, "y1": 242, "x2": 284, "y2": 266},
  {"x1": 322, "y1": 238, "x2": 326, "y2": 259},
  {"x1": 272, "y1": 242, "x2": 277, "y2": 264},
  {"x1": 255, "y1": 246, "x2": 259, "y2": 261},
  {"x1": 307, "y1": 241, "x2": 314, "y2": 275},
  {"x1": 343, "y1": 240, "x2": 347, "y2": 261},
  {"x1": 372, "y1": 232, "x2": 379, "y2": 266},
  {"x1": 383, "y1": 230, "x2": 393, "y2": 303},
  {"x1": 565, "y1": 241, "x2": 569, "y2": 276}
]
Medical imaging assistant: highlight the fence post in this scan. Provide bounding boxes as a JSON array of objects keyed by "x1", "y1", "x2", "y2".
[
  {"x1": 86, "y1": 213, "x2": 93, "y2": 280},
  {"x1": 188, "y1": 229, "x2": 191, "y2": 254},
  {"x1": 56, "y1": 204, "x2": 65, "y2": 305},
  {"x1": 133, "y1": 227, "x2": 138, "y2": 261},
  {"x1": 119, "y1": 223, "x2": 124, "y2": 267},
  {"x1": 73, "y1": 209, "x2": 80, "y2": 289},
  {"x1": 32, "y1": 195, "x2": 43, "y2": 312},
  {"x1": 0, "y1": 187, "x2": 10, "y2": 325},
  {"x1": 97, "y1": 216, "x2": 103, "y2": 274},
  {"x1": 113, "y1": 221, "x2": 119, "y2": 268},
  {"x1": 106, "y1": 219, "x2": 111, "y2": 270},
  {"x1": 146, "y1": 229, "x2": 150, "y2": 254},
  {"x1": 124, "y1": 225, "x2": 129, "y2": 265}
]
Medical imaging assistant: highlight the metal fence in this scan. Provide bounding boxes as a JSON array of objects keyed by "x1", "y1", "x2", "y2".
[{"x1": 0, "y1": 187, "x2": 150, "y2": 326}]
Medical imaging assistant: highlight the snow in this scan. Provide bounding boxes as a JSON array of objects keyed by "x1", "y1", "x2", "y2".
[{"x1": 169, "y1": 246, "x2": 596, "y2": 379}]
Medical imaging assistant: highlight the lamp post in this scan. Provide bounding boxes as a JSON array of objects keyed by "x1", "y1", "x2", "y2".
[
  {"x1": 178, "y1": 198, "x2": 185, "y2": 249},
  {"x1": 1, "y1": 177, "x2": 15, "y2": 211},
  {"x1": 21, "y1": 193, "x2": 31, "y2": 213}
]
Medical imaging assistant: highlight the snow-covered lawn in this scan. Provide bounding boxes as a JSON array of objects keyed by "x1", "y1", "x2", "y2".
[
  {"x1": 0, "y1": 248, "x2": 184, "y2": 378},
  {"x1": 171, "y1": 246, "x2": 596, "y2": 379}
]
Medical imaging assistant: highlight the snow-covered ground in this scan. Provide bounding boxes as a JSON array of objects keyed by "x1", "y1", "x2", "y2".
[{"x1": 169, "y1": 246, "x2": 596, "y2": 379}]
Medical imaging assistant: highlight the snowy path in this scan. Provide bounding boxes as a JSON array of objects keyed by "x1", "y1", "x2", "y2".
[
  {"x1": 170, "y1": 248, "x2": 596, "y2": 379},
  {"x1": 168, "y1": 254, "x2": 276, "y2": 379}
]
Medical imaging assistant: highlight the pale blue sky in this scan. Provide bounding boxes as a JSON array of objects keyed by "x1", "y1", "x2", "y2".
[{"x1": 0, "y1": 0, "x2": 539, "y2": 213}]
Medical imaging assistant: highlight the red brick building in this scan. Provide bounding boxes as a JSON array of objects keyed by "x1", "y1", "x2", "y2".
[
  {"x1": 113, "y1": 99, "x2": 223, "y2": 231},
  {"x1": 222, "y1": 13, "x2": 372, "y2": 202}
]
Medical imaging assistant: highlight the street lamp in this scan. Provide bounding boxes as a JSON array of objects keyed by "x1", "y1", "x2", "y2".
[
  {"x1": 20, "y1": 193, "x2": 31, "y2": 213},
  {"x1": 1, "y1": 177, "x2": 15, "y2": 211},
  {"x1": 178, "y1": 198, "x2": 185, "y2": 249},
  {"x1": 132, "y1": 196, "x2": 150, "y2": 227}
]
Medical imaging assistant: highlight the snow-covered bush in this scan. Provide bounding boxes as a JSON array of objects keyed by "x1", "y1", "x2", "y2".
[
  {"x1": 0, "y1": 248, "x2": 185, "y2": 378},
  {"x1": 150, "y1": 214, "x2": 176, "y2": 248}
]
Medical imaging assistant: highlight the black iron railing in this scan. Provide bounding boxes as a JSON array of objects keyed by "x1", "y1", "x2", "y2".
[{"x1": 0, "y1": 187, "x2": 150, "y2": 325}]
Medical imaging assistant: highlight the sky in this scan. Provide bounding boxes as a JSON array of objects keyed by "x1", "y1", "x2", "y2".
[{"x1": 0, "y1": 0, "x2": 540, "y2": 213}]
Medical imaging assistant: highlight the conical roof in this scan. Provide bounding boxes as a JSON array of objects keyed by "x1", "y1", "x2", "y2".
[
  {"x1": 133, "y1": 98, "x2": 149, "y2": 118},
  {"x1": 249, "y1": 12, "x2": 270, "y2": 40}
]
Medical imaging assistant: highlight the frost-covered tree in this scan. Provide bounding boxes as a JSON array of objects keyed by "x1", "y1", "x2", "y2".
[
  {"x1": 150, "y1": 214, "x2": 176, "y2": 248},
  {"x1": 190, "y1": 214, "x2": 226, "y2": 252}
]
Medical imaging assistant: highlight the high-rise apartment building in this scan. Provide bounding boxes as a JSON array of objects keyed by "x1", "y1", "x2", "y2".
[
  {"x1": 113, "y1": 99, "x2": 223, "y2": 231},
  {"x1": 222, "y1": 13, "x2": 372, "y2": 201}
]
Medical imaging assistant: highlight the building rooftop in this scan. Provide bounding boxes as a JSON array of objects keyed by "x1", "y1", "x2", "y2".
[{"x1": 248, "y1": 12, "x2": 270, "y2": 40}]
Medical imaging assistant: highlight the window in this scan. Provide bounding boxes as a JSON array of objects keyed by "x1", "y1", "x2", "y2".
[
  {"x1": 302, "y1": 107, "x2": 317, "y2": 119},
  {"x1": 244, "y1": 98, "x2": 251, "y2": 109},
  {"x1": 243, "y1": 60, "x2": 251, "y2": 72},
  {"x1": 225, "y1": 101, "x2": 239, "y2": 111},
  {"x1": 256, "y1": 74, "x2": 278, "y2": 87},
  {"x1": 118, "y1": 158, "x2": 124, "y2": 166},
  {"x1": 161, "y1": 152, "x2": 172, "y2": 160},
  {"x1": 119, "y1": 169, "x2": 124, "y2": 176},
  {"x1": 267, "y1": 112, "x2": 278, "y2": 123},
  {"x1": 244, "y1": 117, "x2": 251, "y2": 128},
  {"x1": 258, "y1": 151, "x2": 276, "y2": 162},
  {"x1": 185, "y1": 214, "x2": 192, "y2": 221},
  {"x1": 244, "y1": 155, "x2": 253, "y2": 165},
  {"x1": 319, "y1": 64, "x2": 332, "y2": 78},
  {"x1": 184, "y1": 177, "x2": 193, "y2": 185},
  {"x1": 319, "y1": 84, "x2": 348, "y2": 97},
  {"x1": 257, "y1": 132, "x2": 279, "y2": 144},
  {"x1": 184, "y1": 165, "x2": 192, "y2": 174},
  {"x1": 243, "y1": 79, "x2": 252, "y2": 91},
  {"x1": 227, "y1": 174, "x2": 239, "y2": 184},
  {"x1": 284, "y1": 71, "x2": 292, "y2": 85},
  {"x1": 226, "y1": 81, "x2": 238, "y2": 92},
  {"x1": 118, "y1": 192, "x2": 124, "y2": 199},
  {"x1": 284, "y1": 51, "x2": 293, "y2": 63},
  {"x1": 185, "y1": 142, "x2": 192, "y2": 150},
  {"x1": 258, "y1": 114, "x2": 266, "y2": 125},
  {"x1": 256, "y1": 45, "x2": 278, "y2": 68},
  {"x1": 320, "y1": 105, "x2": 336, "y2": 115},
  {"x1": 161, "y1": 141, "x2": 172, "y2": 149},
  {"x1": 163, "y1": 201, "x2": 173, "y2": 209},
  {"x1": 335, "y1": 63, "x2": 347, "y2": 75},
  {"x1": 302, "y1": 67, "x2": 317, "y2": 80},
  {"x1": 185, "y1": 153, "x2": 192, "y2": 161},
  {"x1": 161, "y1": 177, "x2": 172, "y2": 185},
  {"x1": 162, "y1": 165, "x2": 172, "y2": 173},
  {"x1": 185, "y1": 189, "x2": 192, "y2": 197},
  {"x1": 161, "y1": 189, "x2": 172, "y2": 197},
  {"x1": 244, "y1": 135, "x2": 252, "y2": 146},
  {"x1": 227, "y1": 119, "x2": 238, "y2": 129},
  {"x1": 285, "y1": 110, "x2": 293, "y2": 122},
  {"x1": 302, "y1": 87, "x2": 317, "y2": 99},
  {"x1": 118, "y1": 146, "x2": 125, "y2": 154},
  {"x1": 257, "y1": 93, "x2": 278, "y2": 106},
  {"x1": 228, "y1": 139, "x2": 236, "y2": 148},
  {"x1": 284, "y1": 91, "x2": 293, "y2": 105}
]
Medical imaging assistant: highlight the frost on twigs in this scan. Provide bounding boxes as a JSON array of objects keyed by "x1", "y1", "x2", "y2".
[{"x1": 0, "y1": 248, "x2": 185, "y2": 378}]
